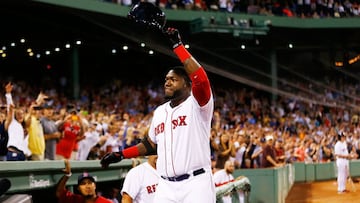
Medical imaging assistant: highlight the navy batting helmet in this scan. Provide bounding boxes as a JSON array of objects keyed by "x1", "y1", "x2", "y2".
[{"x1": 127, "y1": 2, "x2": 166, "y2": 30}]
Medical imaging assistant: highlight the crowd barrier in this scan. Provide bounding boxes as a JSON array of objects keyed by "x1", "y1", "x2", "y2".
[
  {"x1": 293, "y1": 160, "x2": 360, "y2": 182},
  {"x1": 0, "y1": 159, "x2": 133, "y2": 193},
  {"x1": 232, "y1": 160, "x2": 360, "y2": 203},
  {"x1": 233, "y1": 164, "x2": 295, "y2": 203},
  {"x1": 1, "y1": 160, "x2": 359, "y2": 202}
]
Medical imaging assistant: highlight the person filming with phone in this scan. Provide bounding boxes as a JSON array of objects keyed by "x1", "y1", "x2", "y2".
[{"x1": 55, "y1": 105, "x2": 85, "y2": 160}]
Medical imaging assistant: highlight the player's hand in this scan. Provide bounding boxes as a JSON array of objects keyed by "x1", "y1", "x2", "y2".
[
  {"x1": 5, "y1": 82, "x2": 13, "y2": 93},
  {"x1": 163, "y1": 27, "x2": 182, "y2": 49},
  {"x1": 100, "y1": 151, "x2": 124, "y2": 168}
]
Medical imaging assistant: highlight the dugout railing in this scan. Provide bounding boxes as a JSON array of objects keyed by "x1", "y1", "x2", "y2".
[{"x1": 2, "y1": 160, "x2": 360, "y2": 202}]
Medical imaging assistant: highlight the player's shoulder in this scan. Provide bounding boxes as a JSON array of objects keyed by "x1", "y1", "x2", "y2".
[
  {"x1": 130, "y1": 162, "x2": 147, "y2": 171},
  {"x1": 214, "y1": 168, "x2": 226, "y2": 174},
  {"x1": 127, "y1": 164, "x2": 142, "y2": 176},
  {"x1": 153, "y1": 101, "x2": 168, "y2": 112},
  {"x1": 97, "y1": 195, "x2": 113, "y2": 203}
]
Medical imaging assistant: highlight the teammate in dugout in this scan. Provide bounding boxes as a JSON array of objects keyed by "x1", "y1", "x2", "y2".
[
  {"x1": 56, "y1": 159, "x2": 112, "y2": 203},
  {"x1": 100, "y1": 27, "x2": 216, "y2": 202},
  {"x1": 121, "y1": 155, "x2": 158, "y2": 203}
]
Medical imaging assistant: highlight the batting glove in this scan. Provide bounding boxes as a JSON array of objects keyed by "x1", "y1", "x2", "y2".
[
  {"x1": 100, "y1": 151, "x2": 124, "y2": 168},
  {"x1": 163, "y1": 27, "x2": 182, "y2": 49}
]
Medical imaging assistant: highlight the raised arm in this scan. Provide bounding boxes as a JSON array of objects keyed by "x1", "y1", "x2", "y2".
[
  {"x1": 55, "y1": 159, "x2": 72, "y2": 198},
  {"x1": 164, "y1": 27, "x2": 212, "y2": 106},
  {"x1": 4, "y1": 82, "x2": 14, "y2": 130}
]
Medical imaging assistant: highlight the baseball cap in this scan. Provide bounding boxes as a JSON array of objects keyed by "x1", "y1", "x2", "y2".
[
  {"x1": 41, "y1": 103, "x2": 53, "y2": 109},
  {"x1": 265, "y1": 135, "x2": 274, "y2": 141},
  {"x1": 77, "y1": 172, "x2": 95, "y2": 185},
  {"x1": 260, "y1": 137, "x2": 266, "y2": 143},
  {"x1": 66, "y1": 104, "x2": 77, "y2": 114},
  {"x1": 33, "y1": 105, "x2": 43, "y2": 110}
]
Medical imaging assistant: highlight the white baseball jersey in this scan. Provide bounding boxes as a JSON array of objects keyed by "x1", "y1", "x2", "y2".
[
  {"x1": 334, "y1": 140, "x2": 349, "y2": 158},
  {"x1": 334, "y1": 140, "x2": 349, "y2": 192},
  {"x1": 148, "y1": 93, "x2": 214, "y2": 177},
  {"x1": 121, "y1": 162, "x2": 159, "y2": 203},
  {"x1": 213, "y1": 169, "x2": 234, "y2": 203}
]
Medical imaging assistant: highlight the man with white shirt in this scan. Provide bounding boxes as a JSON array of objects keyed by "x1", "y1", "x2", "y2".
[
  {"x1": 213, "y1": 160, "x2": 245, "y2": 203},
  {"x1": 5, "y1": 82, "x2": 30, "y2": 161},
  {"x1": 334, "y1": 132, "x2": 352, "y2": 194},
  {"x1": 77, "y1": 122, "x2": 107, "y2": 161},
  {"x1": 121, "y1": 155, "x2": 158, "y2": 203},
  {"x1": 101, "y1": 25, "x2": 216, "y2": 202},
  {"x1": 233, "y1": 132, "x2": 247, "y2": 169}
]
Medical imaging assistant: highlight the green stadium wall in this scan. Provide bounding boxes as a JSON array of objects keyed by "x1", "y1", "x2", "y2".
[
  {"x1": 34, "y1": 0, "x2": 360, "y2": 30},
  {"x1": 2, "y1": 160, "x2": 360, "y2": 202}
]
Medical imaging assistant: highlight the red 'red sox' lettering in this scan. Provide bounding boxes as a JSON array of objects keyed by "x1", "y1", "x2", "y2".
[
  {"x1": 155, "y1": 116, "x2": 187, "y2": 135},
  {"x1": 172, "y1": 115, "x2": 187, "y2": 129},
  {"x1": 146, "y1": 184, "x2": 157, "y2": 194},
  {"x1": 155, "y1": 123, "x2": 165, "y2": 135}
]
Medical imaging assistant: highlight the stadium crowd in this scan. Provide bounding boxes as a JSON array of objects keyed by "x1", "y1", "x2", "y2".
[
  {"x1": 104, "y1": 0, "x2": 360, "y2": 18},
  {"x1": 0, "y1": 74, "x2": 359, "y2": 170}
]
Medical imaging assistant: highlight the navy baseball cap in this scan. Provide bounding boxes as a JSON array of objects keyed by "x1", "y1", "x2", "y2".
[
  {"x1": 260, "y1": 137, "x2": 266, "y2": 143},
  {"x1": 41, "y1": 103, "x2": 53, "y2": 109},
  {"x1": 77, "y1": 172, "x2": 95, "y2": 185}
]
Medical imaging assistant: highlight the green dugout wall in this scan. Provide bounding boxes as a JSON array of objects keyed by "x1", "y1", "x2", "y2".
[
  {"x1": 233, "y1": 160, "x2": 360, "y2": 203},
  {"x1": 1, "y1": 160, "x2": 360, "y2": 203},
  {"x1": 0, "y1": 160, "x2": 133, "y2": 193}
]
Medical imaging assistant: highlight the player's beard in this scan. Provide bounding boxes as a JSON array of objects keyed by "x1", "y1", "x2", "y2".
[{"x1": 165, "y1": 89, "x2": 181, "y2": 100}]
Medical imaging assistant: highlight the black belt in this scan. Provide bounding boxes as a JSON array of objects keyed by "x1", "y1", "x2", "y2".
[
  {"x1": 161, "y1": 168, "x2": 205, "y2": 182},
  {"x1": 8, "y1": 146, "x2": 24, "y2": 154}
]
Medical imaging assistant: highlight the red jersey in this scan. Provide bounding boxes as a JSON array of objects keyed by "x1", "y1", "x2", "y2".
[
  {"x1": 56, "y1": 121, "x2": 81, "y2": 159},
  {"x1": 57, "y1": 189, "x2": 112, "y2": 203}
]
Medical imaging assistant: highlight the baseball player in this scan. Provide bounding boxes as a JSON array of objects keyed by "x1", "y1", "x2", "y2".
[
  {"x1": 213, "y1": 160, "x2": 245, "y2": 203},
  {"x1": 121, "y1": 155, "x2": 158, "y2": 203},
  {"x1": 334, "y1": 132, "x2": 351, "y2": 193},
  {"x1": 101, "y1": 27, "x2": 216, "y2": 202},
  {"x1": 56, "y1": 159, "x2": 112, "y2": 203}
]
